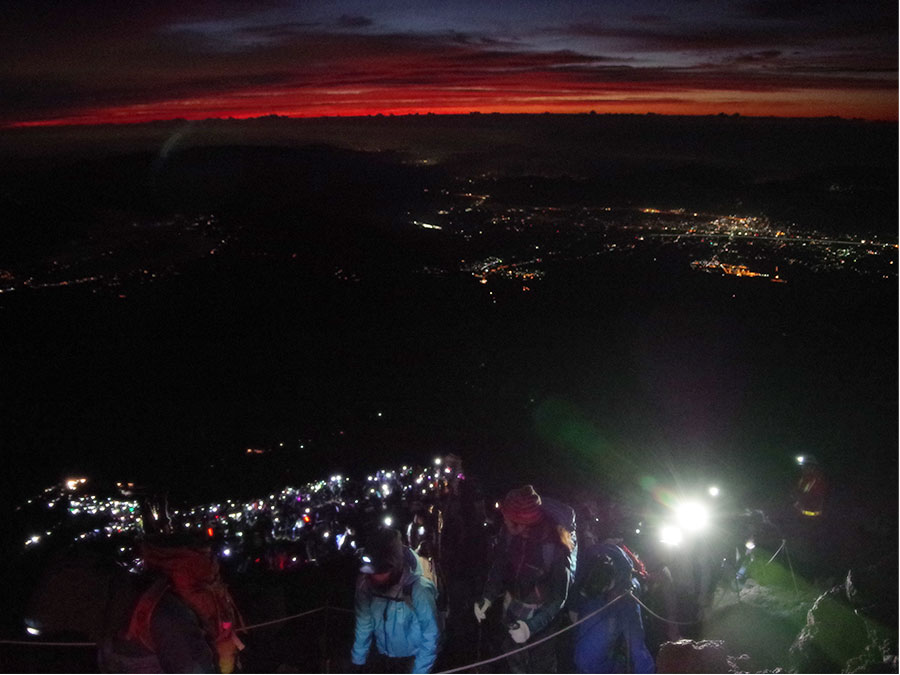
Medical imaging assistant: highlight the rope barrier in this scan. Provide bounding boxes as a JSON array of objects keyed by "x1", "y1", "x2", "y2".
[
  {"x1": 0, "y1": 639, "x2": 96, "y2": 647},
  {"x1": 1, "y1": 588, "x2": 706, "y2": 662},
  {"x1": 239, "y1": 605, "x2": 327, "y2": 632},
  {"x1": 330, "y1": 606, "x2": 354, "y2": 614},
  {"x1": 437, "y1": 591, "x2": 631, "y2": 674},
  {"x1": 1, "y1": 603, "x2": 354, "y2": 648},
  {"x1": 629, "y1": 592, "x2": 701, "y2": 627}
]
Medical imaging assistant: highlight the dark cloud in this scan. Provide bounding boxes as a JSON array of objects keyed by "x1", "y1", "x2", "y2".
[
  {"x1": 738, "y1": 0, "x2": 895, "y2": 22},
  {"x1": 337, "y1": 14, "x2": 373, "y2": 28},
  {"x1": 630, "y1": 14, "x2": 672, "y2": 25},
  {"x1": 0, "y1": 2, "x2": 895, "y2": 125},
  {"x1": 732, "y1": 50, "x2": 782, "y2": 63},
  {"x1": 238, "y1": 22, "x2": 322, "y2": 38}
]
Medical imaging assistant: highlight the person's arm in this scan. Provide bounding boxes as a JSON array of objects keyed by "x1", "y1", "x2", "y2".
[
  {"x1": 481, "y1": 534, "x2": 508, "y2": 602},
  {"x1": 150, "y1": 594, "x2": 216, "y2": 673},
  {"x1": 350, "y1": 576, "x2": 374, "y2": 666},
  {"x1": 411, "y1": 581, "x2": 440, "y2": 674},
  {"x1": 524, "y1": 550, "x2": 569, "y2": 635}
]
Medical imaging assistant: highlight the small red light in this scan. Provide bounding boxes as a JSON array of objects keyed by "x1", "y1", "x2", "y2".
[{"x1": 207, "y1": 527, "x2": 214, "y2": 538}]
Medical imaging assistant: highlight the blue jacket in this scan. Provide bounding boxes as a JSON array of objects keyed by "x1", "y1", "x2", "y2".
[
  {"x1": 573, "y1": 543, "x2": 654, "y2": 674},
  {"x1": 351, "y1": 548, "x2": 440, "y2": 674}
]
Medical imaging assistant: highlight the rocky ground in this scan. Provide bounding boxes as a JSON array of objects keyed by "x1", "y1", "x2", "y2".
[{"x1": 659, "y1": 553, "x2": 899, "y2": 673}]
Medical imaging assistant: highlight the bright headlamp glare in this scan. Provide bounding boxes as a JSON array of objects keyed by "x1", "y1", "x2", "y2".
[
  {"x1": 676, "y1": 501, "x2": 710, "y2": 532},
  {"x1": 659, "y1": 524, "x2": 683, "y2": 546}
]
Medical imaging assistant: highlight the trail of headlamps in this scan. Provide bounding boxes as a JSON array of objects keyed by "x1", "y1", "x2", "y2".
[{"x1": 18, "y1": 458, "x2": 463, "y2": 562}]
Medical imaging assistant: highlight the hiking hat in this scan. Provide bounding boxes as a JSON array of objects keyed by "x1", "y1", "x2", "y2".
[
  {"x1": 359, "y1": 527, "x2": 404, "y2": 574},
  {"x1": 500, "y1": 485, "x2": 544, "y2": 526}
]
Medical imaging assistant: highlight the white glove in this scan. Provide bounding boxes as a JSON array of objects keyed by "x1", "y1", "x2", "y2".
[
  {"x1": 508, "y1": 620, "x2": 531, "y2": 644},
  {"x1": 473, "y1": 598, "x2": 492, "y2": 623}
]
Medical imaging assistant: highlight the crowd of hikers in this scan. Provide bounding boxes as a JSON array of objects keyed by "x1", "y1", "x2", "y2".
[
  {"x1": 349, "y1": 482, "x2": 658, "y2": 674},
  {"x1": 28, "y1": 453, "x2": 832, "y2": 673}
]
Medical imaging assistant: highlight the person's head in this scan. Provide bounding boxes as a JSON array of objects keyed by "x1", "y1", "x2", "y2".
[
  {"x1": 360, "y1": 527, "x2": 405, "y2": 588},
  {"x1": 500, "y1": 485, "x2": 544, "y2": 536}
]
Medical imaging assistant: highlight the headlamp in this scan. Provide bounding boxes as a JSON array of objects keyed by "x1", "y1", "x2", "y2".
[
  {"x1": 659, "y1": 524, "x2": 683, "y2": 546},
  {"x1": 359, "y1": 553, "x2": 376, "y2": 574},
  {"x1": 676, "y1": 501, "x2": 710, "y2": 532}
]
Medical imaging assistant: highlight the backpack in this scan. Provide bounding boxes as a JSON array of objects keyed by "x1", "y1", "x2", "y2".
[
  {"x1": 581, "y1": 551, "x2": 618, "y2": 599},
  {"x1": 619, "y1": 544, "x2": 648, "y2": 582},
  {"x1": 577, "y1": 543, "x2": 636, "y2": 602}
]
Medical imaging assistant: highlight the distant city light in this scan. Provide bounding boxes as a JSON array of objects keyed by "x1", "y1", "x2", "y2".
[{"x1": 708, "y1": 486, "x2": 720, "y2": 497}]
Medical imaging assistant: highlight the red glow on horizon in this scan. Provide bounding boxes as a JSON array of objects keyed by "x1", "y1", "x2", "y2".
[
  {"x1": 9, "y1": 98, "x2": 896, "y2": 128},
  {"x1": 5, "y1": 71, "x2": 896, "y2": 128}
]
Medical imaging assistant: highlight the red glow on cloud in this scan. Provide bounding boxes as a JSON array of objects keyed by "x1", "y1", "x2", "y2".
[
  {"x1": 3, "y1": 14, "x2": 896, "y2": 127},
  {"x1": 11, "y1": 75, "x2": 896, "y2": 128}
]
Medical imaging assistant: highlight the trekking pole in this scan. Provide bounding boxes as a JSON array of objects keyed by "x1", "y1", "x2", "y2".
[{"x1": 475, "y1": 622, "x2": 483, "y2": 673}]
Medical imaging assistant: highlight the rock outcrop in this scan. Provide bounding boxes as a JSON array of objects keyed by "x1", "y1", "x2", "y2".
[
  {"x1": 789, "y1": 556, "x2": 898, "y2": 673},
  {"x1": 657, "y1": 639, "x2": 751, "y2": 673}
]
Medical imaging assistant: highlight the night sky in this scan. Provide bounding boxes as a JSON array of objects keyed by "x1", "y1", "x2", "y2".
[{"x1": 2, "y1": 0, "x2": 896, "y2": 127}]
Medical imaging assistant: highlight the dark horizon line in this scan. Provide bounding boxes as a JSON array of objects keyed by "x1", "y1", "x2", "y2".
[{"x1": 4, "y1": 109, "x2": 891, "y2": 132}]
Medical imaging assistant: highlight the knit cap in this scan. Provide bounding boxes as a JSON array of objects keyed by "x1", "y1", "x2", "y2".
[{"x1": 500, "y1": 485, "x2": 544, "y2": 526}]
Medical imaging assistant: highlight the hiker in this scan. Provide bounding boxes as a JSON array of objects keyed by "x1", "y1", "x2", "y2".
[
  {"x1": 571, "y1": 540, "x2": 654, "y2": 674},
  {"x1": 794, "y1": 455, "x2": 827, "y2": 517},
  {"x1": 98, "y1": 534, "x2": 244, "y2": 673},
  {"x1": 474, "y1": 485, "x2": 575, "y2": 673},
  {"x1": 351, "y1": 527, "x2": 441, "y2": 673},
  {"x1": 407, "y1": 508, "x2": 437, "y2": 559}
]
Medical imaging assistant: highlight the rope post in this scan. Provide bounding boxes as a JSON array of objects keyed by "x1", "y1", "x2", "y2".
[
  {"x1": 783, "y1": 541, "x2": 800, "y2": 599},
  {"x1": 321, "y1": 593, "x2": 332, "y2": 674}
]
